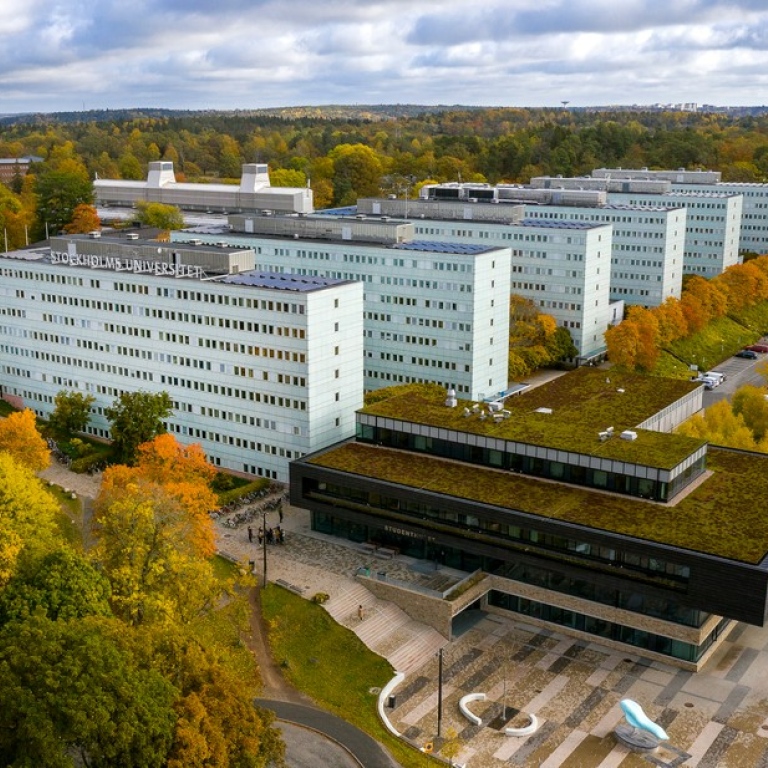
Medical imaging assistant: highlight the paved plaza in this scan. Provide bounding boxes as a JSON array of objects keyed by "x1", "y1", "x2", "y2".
[{"x1": 39, "y1": 460, "x2": 768, "y2": 768}]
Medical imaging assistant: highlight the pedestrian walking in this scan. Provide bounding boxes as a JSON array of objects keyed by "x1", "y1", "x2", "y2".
[
  {"x1": 257, "y1": 527, "x2": 263, "y2": 545},
  {"x1": 279, "y1": 506, "x2": 284, "y2": 523},
  {"x1": 247, "y1": 526, "x2": 253, "y2": 543},
  {"x1": 267, "y1": 527, "x2": 274, "y2": 545},
  {"x1": 358, "y1": 604, "x2": 365, "y2": 621}
]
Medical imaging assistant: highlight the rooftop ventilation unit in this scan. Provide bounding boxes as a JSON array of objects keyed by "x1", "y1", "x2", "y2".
[{"x1": 620, "y1": 430, "x2": 638, "y2": 441}]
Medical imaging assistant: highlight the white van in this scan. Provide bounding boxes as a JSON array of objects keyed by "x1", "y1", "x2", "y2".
[{"x1": 704, "y1": 371, "x2": 726, "y2": 384}]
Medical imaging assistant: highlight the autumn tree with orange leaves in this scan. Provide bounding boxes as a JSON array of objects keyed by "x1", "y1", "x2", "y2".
[{"x1": 91, "y1": 434, "x2": 219, "y2": 625}]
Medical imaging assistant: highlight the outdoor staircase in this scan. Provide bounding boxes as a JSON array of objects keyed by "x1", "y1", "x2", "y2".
[{"x1": 324, "y1": 580, "x2": 446, "y2": 675}]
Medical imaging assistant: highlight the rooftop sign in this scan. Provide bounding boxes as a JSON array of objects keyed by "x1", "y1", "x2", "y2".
[{"x1": 50, "y1": 251, "x2": 204, "y2": 278}]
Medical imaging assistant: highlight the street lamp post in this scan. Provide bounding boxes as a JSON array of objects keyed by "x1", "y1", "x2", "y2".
[
  {"x1": 261, "y1": 509, "x2": 272, "y2": 588},
  {"x1": 437, "y1": 647, "x2": 444, "y2": 738}
]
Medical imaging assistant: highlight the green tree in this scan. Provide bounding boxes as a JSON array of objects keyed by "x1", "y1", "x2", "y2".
[
  {"x1": 0, "y1": 548, "x2": 112, "y2": 625},
  {"x1": 105, "y1": 390, "x2": 173, "y2": 464},
  {"x1": 118, "y1": 152, "x2": 145, "y2": 180},
  {"x1": 49, "y1": 389, "x2": 96, "y2": 435},
  {"x1": 328, "y1": 143, "x2": 385, "y2": 205},
  {"x1": 135, "y1": 201, "x2": 185, "y2": 231},
  {"x1": 269, "y1": 167, "x2": 306, "y2": 187},
  {"x1": 0, "y1": 614, "x2": 177, "y2": 768},
  {"x1": 33, "y1": 161, "x2": 93, "y2": 236}
]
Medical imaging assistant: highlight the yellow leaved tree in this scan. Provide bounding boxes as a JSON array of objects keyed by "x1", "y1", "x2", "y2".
[
  {"x1": 0, "y1": 452, "x2": 60, "y2": 586},
  {"x1": 91, "y1": 434, "x2": 219, "y2": 625},
  {"x1": 0, "y1": 409, "x2": 50, "y2": 472}
]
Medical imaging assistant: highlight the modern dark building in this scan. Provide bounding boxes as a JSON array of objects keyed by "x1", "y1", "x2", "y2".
[{"x1": 290, "y1": 368, "x2": 768, "y2": 670}]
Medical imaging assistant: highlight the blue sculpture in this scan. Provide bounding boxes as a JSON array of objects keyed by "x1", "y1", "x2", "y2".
[{"x1": 620, "y1": 699, "x2": 668, "y2": 742}]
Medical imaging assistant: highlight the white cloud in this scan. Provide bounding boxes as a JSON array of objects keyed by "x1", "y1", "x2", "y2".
[{"x1": 0, "y1": 0, "x2": 767, "y2": 113}]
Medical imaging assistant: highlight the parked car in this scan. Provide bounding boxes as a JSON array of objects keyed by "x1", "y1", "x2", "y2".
[
  {"x1": 746, "y1": 344, "x2": 768, "y2": 354},
  {"x1": 736, "y1": 349, "x2": 758, "y2": 360}
]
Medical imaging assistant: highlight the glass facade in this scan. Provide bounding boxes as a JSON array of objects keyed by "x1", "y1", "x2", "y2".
[
  {"x1": 356, "y1": 422, "x2": 706, "y2": 503},
  {"x1": 306, "y1": 479, "x2": 692, "y2": 586},
  {"x1": 488, "y1": 591, "x2": 730, "y2": 663}
]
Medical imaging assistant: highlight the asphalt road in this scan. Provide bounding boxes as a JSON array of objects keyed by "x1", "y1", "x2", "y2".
[
  {"x1": 699, "y1": 348, "x2": 768, "y2": 407},
  {"x1": 255, "y1": 700, "x2": 401, "y2": 768}
]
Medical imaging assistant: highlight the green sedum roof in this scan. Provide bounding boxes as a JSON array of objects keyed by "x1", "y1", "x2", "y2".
[
  {"x1": 308, "y1": 442, "x2": 768, "y2": 564},
  {"x1": 361, "y1": 369, "x2": 705, "y2": 470}
]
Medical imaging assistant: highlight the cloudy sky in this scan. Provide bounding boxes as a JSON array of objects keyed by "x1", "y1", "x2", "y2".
[{"x1": 2, "y1": 0, "x2": 768, "y2": 114}]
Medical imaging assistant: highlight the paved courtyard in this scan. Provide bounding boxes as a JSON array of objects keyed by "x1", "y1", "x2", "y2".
[{"x1": 40, "y1": 461, "x2": 768, "y2": 768}]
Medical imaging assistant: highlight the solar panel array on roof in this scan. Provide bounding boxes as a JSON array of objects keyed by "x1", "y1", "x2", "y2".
[
  {"x1": 519, "y1": 218, "x2": 600, "y2": 229},
  {"x1": 220, "y1": 270, "x2": 347, "y2": 291},
  {"x1": 394, "y1": 240, "x2": 490, "y2": 254}
]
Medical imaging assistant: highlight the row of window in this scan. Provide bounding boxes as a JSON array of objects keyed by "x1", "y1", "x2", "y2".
[{"x1": 310, "y1": 479, "x2": 692, "y2": 583}]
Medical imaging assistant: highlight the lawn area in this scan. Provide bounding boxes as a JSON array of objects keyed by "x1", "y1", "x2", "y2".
[
  {"x1": 663, "y1": 315, "x2": 758, "y2": 373},
  {"x1": 42, "y1": 481, "x2": 85, "y2": 548},
  {"x1": 261, "y1": 584, "x2": 443, "y2": 768}
]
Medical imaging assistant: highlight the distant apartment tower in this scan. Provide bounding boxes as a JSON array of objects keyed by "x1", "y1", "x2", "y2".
[
  {"x1": 593, "y1": 167, "x2": 768, "y2": 256},
  {"x1": 0, "y1": 235, "x2": 363, "y2": 482},
  {"x1": 171, "y1": 214, "x2": 512, "y2": 400},
  {"x1": 531, "y1": 175, "x2": 743, "y2": 278}
]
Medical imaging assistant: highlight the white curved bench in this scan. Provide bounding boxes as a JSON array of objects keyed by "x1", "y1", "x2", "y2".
[
  {"x1": 459, "y1": 692, "x2": 486, "y2": 726},
  {"x1": 505, "y1": 713, "x2": 539, "y2": 737}
]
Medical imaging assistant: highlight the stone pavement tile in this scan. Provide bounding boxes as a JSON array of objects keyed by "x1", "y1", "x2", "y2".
[
  {"x1": 562, "y1": 687, "x2": 609, "y2": 729},
  {"x1": 639, "y1": 666, "x2": 676, "y2": 688},
  {"x1": 681, "y1": 672, "x2": 736, "y2": 702},
  {"x1": 720, "y1": 733, "x2": 768, "y2": 768},
  {"x1": 590, "y1": 700, "x2": 625, "y2": 739},
  {"x1": 526, "y1": 674, "x2": 569, "y2": 718},
  {"x1": 510, "y1": 721, "x2": 568, "y2": 766},
  {"x1": 697, "y1": 724, "x2": 740, "y2": 768},
  {"x1": 398, "y1": 683, "x2": 457, "y2": 727},
  {"x1": 668, "y1": 691, "x2": 731, "y2": 720},
  {"x1": 653, "y1": 668, "x2": 690, "y2": 707},
  {"x1": 725, "y1": 690, "x2": 768, "y2": 733},
  {"x1": 684, "y1": 720, "x2": 726, "y2": 765},
  {"x1": 594, "y1": 743, "x2": 633, "y2": 768},
  {"x1": 712, "y1": 684, "x2": 750, "y2": 725},
  {"x1": 555, "y1": 732, "x2": 617, "y2": 768},
  {"x1": 540, "y1": 728, "x2": 590, "y2": 768},
  {"x1": 725, "y1": 646, "x2": 760, "y2": 683}
]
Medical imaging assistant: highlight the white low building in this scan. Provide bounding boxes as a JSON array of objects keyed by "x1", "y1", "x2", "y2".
[
  {"x1": 0, "y1": 235, "x2": 362, "y2": 482},
  {"x1": 95, "y1": 161, "x2": 314, "y2": 215}
]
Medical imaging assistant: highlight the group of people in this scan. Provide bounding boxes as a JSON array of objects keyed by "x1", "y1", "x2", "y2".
[{"x1": 248, "y1": 525, "x2": 285, "y2": 545}]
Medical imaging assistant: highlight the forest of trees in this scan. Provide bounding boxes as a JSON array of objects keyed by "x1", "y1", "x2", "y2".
[
  {"x1": 4, "y1": 106, "x2": 768, "y2": 247},
  {"x1": 0, "y1": 412, "x2": 285, "y2": 767}
]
